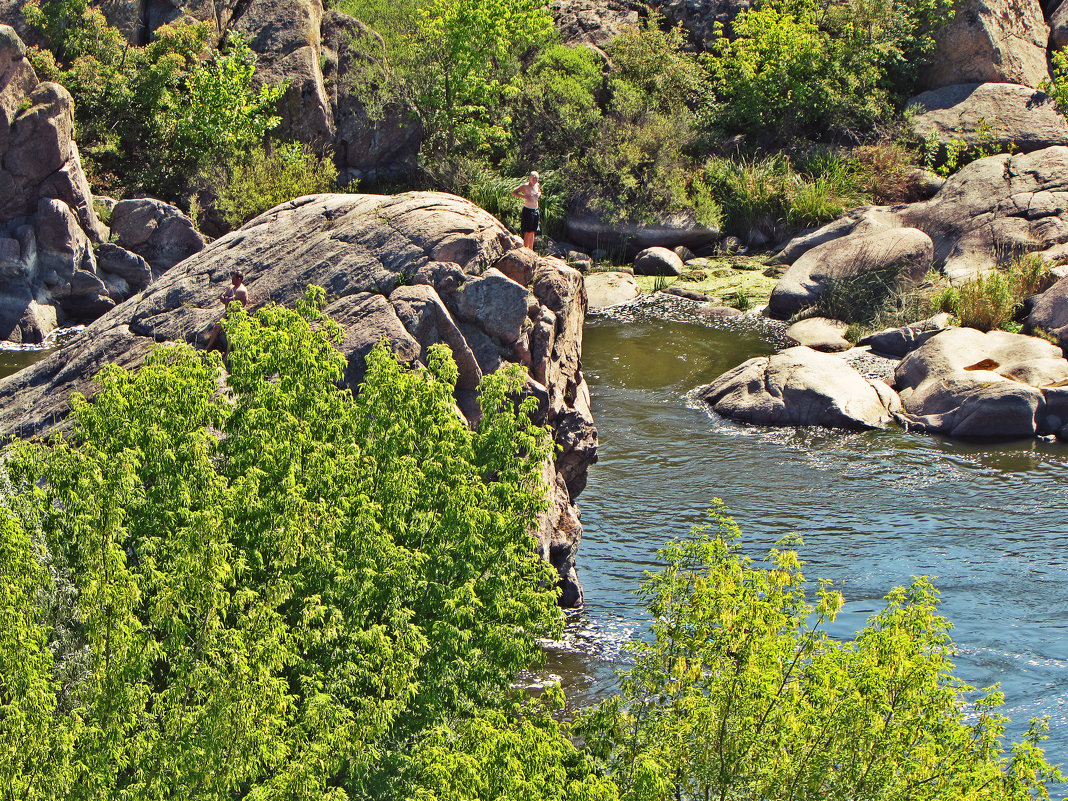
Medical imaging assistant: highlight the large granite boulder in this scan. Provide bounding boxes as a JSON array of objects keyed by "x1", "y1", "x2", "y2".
[
  {"x1": 776, "y1": 147, "x2": 1068, "y2": 286},
  {"x1": 784, "y1": 317, "x2": 852, "y2": 352},
  {"x1": 109, "y1": 198, "x2": 206, "y2": 272},
  {"x1": 768, "y1": 227, "x2": 934, "y2": 318},
  {"x1": 1027, "y1": 273, "x2": 1068, "y2": 351},
  {"x1": 585, "y1": 271, "x2": 641, "y2": 308},
  {"x1": 895, "y1": 327, "x2": 1068, "y2": 438},
  {"x1": 908, "y1": 83, "x2": 1068, "y2": 154},
  {"x1": 920, "y1": 0, "x2": 1050, "y2": 90},
  {"x1": 697, "y1": 346, "x2": 902, "y2": 430},
  {"x1": 566, "y1": 206, "x2": 720, "y2": 256},
  {"x1": 0, "y1": 191, "x2": 597, "y2": 607},
  {"x1": 0, "y1": 26, "x2": 119, "y2": 342},
  {"x1": 633, "y1": 246, "x2": 684, "y2": 276}
]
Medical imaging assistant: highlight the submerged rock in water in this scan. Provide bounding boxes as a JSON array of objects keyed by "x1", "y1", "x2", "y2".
[
  {"x1": 697, "y1": 346, "x2": 902, "y2": 430},
  {"x1": 0, "y1": 191, "x2": 597, "y2": 607}
]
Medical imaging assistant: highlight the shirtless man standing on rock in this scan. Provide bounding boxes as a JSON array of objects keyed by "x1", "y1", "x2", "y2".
[
  {"x1": 205, "y1": 270, "x2": 248, "y2": 353},
  {"x1": 512, "y1": 170, "x2": 541, "y2": 251}
]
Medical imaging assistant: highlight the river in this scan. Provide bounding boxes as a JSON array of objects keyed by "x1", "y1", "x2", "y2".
[{"x1": 547, "y1": 297, "x2": 1068, "y2": 769}]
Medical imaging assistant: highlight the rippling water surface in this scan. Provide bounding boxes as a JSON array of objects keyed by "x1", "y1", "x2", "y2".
[{"x1": 549, "y1": 299, "x2": 1068, "y2": 768}]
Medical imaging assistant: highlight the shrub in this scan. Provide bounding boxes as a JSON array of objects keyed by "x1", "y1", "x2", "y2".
[
  {"x1": 810, "y1": 260, "x2": 909, "y2": 324},
  {"x1": 851, "y1": 140, "x2": 921, "y2": 203},
  {"x1": 199, "y1": 141, "x2": 342, "y2": 231},
  {"x1": 701, "y1": 152, "x2": 868, "y2": 242},
  {"x1": 577, "y1": 502, "x2": 1062, "y2": 801},
  {"x1": 705, "y1": 0, "x2": 956, "y2": 141},
  {"x1": 582, "y1": 113, "x2": 722, "y2": 229}
]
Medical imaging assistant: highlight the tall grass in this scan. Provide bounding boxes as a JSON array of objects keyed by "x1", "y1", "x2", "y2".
[
  {"x1": 701, "y1": 151, "x2": 870, "y2": 243},
  {"x1": 934, "y1": 254, "x2": 1051, "y2": 332}
]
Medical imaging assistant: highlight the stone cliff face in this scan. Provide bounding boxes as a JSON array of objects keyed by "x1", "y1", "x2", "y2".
[
  {"x1": 0, "y1": 25, "x2": 203, "y2": 344},
  {"x1": 0, "y1": 191, "x2": 598, "y2": 606},
  {"x1": 0, "y1": 25, "x2": 112, "y2": 343},
  {"x1": 93, "y1": 0, "x2": 421, "y2": 183}
]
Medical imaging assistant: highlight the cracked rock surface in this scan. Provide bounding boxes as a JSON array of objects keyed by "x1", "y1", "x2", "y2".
[{"x1": 0, "y1": 191, "x2": 598, "y2": 606}]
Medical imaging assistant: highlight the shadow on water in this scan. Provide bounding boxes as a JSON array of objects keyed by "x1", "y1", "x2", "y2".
[{"x1": 538, "y1": 297, "x2": 1068, "y2": 766}]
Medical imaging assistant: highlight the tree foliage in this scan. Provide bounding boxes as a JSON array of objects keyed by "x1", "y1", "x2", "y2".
[
  {"x1": 342, "y1": 0, "x2": 554, "y2": 159},
  {"x1": 576, "y1": 502, "x2": 1062, "y2": 801},
  {"x1": 24, "y1": 1, "x2": 283, "y2": 199},
  {"x1": 0, "y1": 290, "x2": 560, "y2": 798},
  {"x1": 707, "y1": 0, "x2": 956, "y2": 139},
  {"x1": 0, "y1": 305, "x2": 1060, "y2": 798}
]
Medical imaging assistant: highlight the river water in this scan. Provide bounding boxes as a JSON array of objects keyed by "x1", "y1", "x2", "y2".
[{"x1": 548, "y1": 297, "x2": 1068, "y2": 769}]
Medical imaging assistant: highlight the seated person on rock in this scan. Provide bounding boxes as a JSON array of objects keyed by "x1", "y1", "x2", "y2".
[{"x1": 205, "y1": 270, "x2": 248, "y2": 352}]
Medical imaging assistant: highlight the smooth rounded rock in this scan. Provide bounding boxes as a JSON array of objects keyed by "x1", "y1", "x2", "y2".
[
  {"x1": 697, "y1": 346, "x2": 902, "y2": 430},
  {"x1": 769, "y1": 227, "x2": 933, "y2": 319},
  {"x1": 585, "y1": 271, "x2": 641, "y2": 308},
  {"x1": 896, "y1": 327, "x2": 1068, "y2": 438},
  {"x1": 633, "y1": 246, "x2": 684, "y2": 276},
  {"x1": 784, "y1": 317, "x2": 852, "y2": 352}
]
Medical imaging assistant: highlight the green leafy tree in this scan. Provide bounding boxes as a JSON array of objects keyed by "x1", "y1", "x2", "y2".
[
  {"x1": 0, "y1": 290, "x2": 560, "y2": 797},
  {"x1": 343, "y1": 0, "x2": 554, "y2": 159},
  {"x1": 706, "y1": 0, "x2": 956, "y2": 140},
  {"x1": 24, "y1": 2, "x2": 282, "y2": 199},
  {"x1": 577, "y1": 501, "x2": 1063, "y2": 801},
  {"x1": 198, "y1": 141, "x2": 342, "y2": 231}
]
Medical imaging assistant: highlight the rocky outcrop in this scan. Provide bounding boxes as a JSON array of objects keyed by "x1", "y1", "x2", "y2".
[
  {"x1": 0, "y1": 191, "x2": 597, "y2": 607},
  {"x1": 550, "y1": 0, "x2": 640, "y2": 48},
  {"x1": 895, "y1": 327, "x2": 1068, "y2": 438},
  {"x1": 909, "y1": 83, "x2": 1068, "y2": 153},
  {"x1": 585, "y1": 271, "x2": 640, "y2": 308},
  {"x1": 650, "y1": 0, "x2": 750, "y2": 50},
  {"x1": 99, "y1": 0, "x2": 421, "y2": 180},
  {"x1": 774, "y1": 147, "x2": 1068, "y2": 287},
  {"x1": 697, "y1": 346, "x2": 902, "y2": 430},
  {"x1": 920, "y1": 0, "x2": 1050, "y2": 90},
  {"x1": 1052, "y1": 0, "x2": 1068, "y2": 50},
  {"x1": 0, "y1": 25, "x2": 143, "y2": 343},
  {"x1": 320, "y1": 12, "x2": 421, "y2": 182},
  {"x1": 768, "y1": 227, "x2": 934, "y2": 318},
  {"x1": 109, "y1": 198, "x2": 205, "y2": 272}
]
